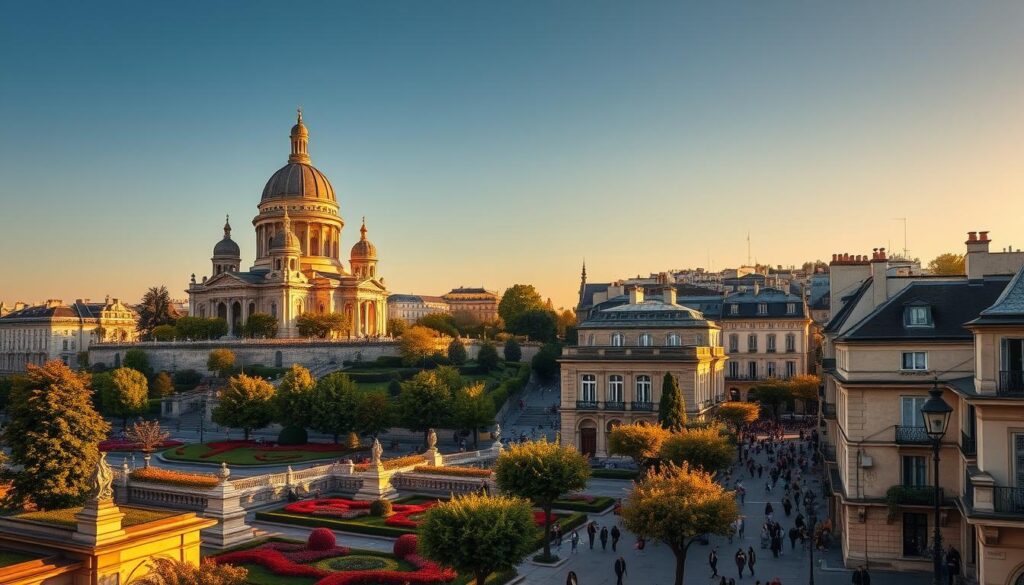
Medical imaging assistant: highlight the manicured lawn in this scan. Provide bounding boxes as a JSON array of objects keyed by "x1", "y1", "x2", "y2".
[
  {"x1": 550, "y1": 495, "x2": 616, "y2": 513},
  {"x1": 590, "y1": 468, "x2": 639, "y2": 480},
  {"x1": 11, "y1": 506, "x2": 176, "y2": 528},
  {"x1": 0, "y1": 550, "x2": 40, "y2": 567},
  {"x1": 163, "y1": 442, "x2": 364, "y2": 465}
]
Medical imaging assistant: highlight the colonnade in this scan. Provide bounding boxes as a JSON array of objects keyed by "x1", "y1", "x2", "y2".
[{"x1": 255, "y1": 220, "x2": 341, "y2": 260}]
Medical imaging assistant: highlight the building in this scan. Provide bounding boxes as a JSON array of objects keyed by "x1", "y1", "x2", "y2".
[
  {"x1": 559, "y1": 286, "x2": 727, "y2": 457},
  {"x1": 0, "y1": 297, "x2": 137, "y2": 373},
  {"x1": 721, "y1": 286, "x2": 812, "y2": 404},
  {"x1": 577, "y1": 266, "x2": 724, "y2": 322},
  {"x1": 441, "y1": 287, "x2": 499, "y2": 323},
  {"x1": 186, "y1": 111, "x2": 389, "y2": 338},
  {"x1": 819, "y1": 233, "x2": 1024, "y2": 578},
  {"x1": 387, "y1": 294, "x2": 451, "y2": 324}
]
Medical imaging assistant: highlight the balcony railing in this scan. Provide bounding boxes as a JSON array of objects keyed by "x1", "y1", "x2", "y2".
[
  {"x1": 960, "y1": 431, "x2": 976, "y2": 456},
  {"x1": 822, "y1": 403, "x2": 836, "y2": 419},
  {"x1": 604, "y1": 401, "x2": 625, "y2": 411},
  {"x1": 998, "y1": 370, "x2": 1024, "y2": 396},
  {"x1": 576, "y1": 400, "x2": 599, "y2": 410},
  {"x1": 895, "y1": 426, "x2": 931, "y2": 445},
  {"x1": 994, "y1": 486, "x2": 1024, "y2": 515},
  {"x1": 630, "y1": 401, "x2": 655, "y2": 411}
]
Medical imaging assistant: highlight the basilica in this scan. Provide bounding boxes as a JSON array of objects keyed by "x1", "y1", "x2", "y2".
[{"x1": 187, "y1": 112, "x2": 388, "y2": 338}]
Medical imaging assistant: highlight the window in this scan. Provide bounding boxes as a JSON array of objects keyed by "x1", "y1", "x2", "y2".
[
  {"x1": 666, "y1": 333, "x2": 681, "y2": 346},
  {"x1": 729, "y1": 334, "x2": 739, "y2": 352},
  {"x1": 586, "y1": 334, "x2": 595, "y2": 346},
  {"x1": 902, "y1": 351, "x2": 928, "y2": 371},
  {"x1": 767, "y1": 334, "x2": 777, "y2": 353},
  {"x1": 636, "y1": 375, "x2": 652, "y2": 403},
  {"x1": 767, "y1": 361, "x2": 777, "y2": 378},
  {"x1": 608, "y1": 375, "x2": 624, "y2": 402},
  {"x1": 902, "y1": 455, "x2": 927, "y2": 487},
  {"x1": 730, "y1": 304, "x2": 739, "y2": 315},
  {"x1": 786, "y1": 361, "x2": 796, "y2": 378},
  {"x1": 611, "y1": 333, "x2": 624, "y2": 347},
  {"x1": 638, "y1": 333, "x2": 653, "y2": 347},
  {"x1": 758, "y1": 303, "x2": 768, "y2": 315},
  {"x1": 901, "y1": 396, "x2": 928, "y2": 428},
  {"x1": 728, "y1": 361, "x2": 740, "y2": 378},
  {"x1": 905, "y1": 305, "x2": 933, "y2": 327},
  {"x1": 902, "y1": 513, "x2": 929, "y2": 557},
  {"x1": 786, "y1": 334, "x2": 796, "y2": 352},
  {"x1": 747, "y1": 361, "x2": 758, "y2": 379},
  {"x1": 787, "y1": 303, "x2": 796, "y2": 315},
  {"x1": 580, "y1": 375, "x2": 597, "y2": 402},
  {"x1": 747, "y1": 334, "x2": 758, "y2": 352}
]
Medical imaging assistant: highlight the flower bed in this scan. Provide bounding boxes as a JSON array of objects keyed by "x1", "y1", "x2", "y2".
[
  {"x1": 130, "y1": 467, "x2": 220, "y2": 488},
  {"x1": 412, "y1": 465, "x2": 492, "y2": 478},
  {"x1": 282, "y1": 498, "x2": 436, "y2": 529},
  {"x1": 100, "y1": 438, "x2": 183, "y2": 452},
  {"x1": 352, "y1": 455, "x2": 425, "y2": 472},
  {"x1": 163, "y1": 441, "x2": 365, "y2": 466}
]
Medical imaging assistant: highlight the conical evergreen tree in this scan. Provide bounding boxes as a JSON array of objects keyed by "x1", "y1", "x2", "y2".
[{"x1": 658, "y1": 372, "x2": 687, "y2": 432}]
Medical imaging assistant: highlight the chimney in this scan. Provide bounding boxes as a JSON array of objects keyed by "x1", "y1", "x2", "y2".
[
  {"x1": 965, "y1": 230, "x2": 991, "y2": 254},
  {"x1": 966, "y1": 230, "x2": 992, "y2": 280},
  {"x1": 629, "y1": 286, "x2": 645, "y2": 305},
  {"x1": 663, "y1": 287, "x2": 677, "y2": 305},
  {"x1": 871, "y1": 246, "x2": 889, "y2": 308}
]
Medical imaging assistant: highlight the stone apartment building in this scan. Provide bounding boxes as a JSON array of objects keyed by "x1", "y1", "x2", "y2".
[
  {"x1": 559, "y1": 286, "x2": 727, "y2": 457},
  {"x1": 820, "y1": 232, "x2": 1024, "y2": 582},
  {"x1": 386, "y1": 294, "x2": 451, "y2": 324}
]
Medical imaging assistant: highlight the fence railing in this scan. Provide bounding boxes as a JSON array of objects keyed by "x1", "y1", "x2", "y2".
[
  {"x1": 994, "y1": 486, "x2": 1024, "y2": 515},
  {"x1": 895, "y1": 426, "x2": 931, "y2": 445},
  {"x1": 997, "y1": 371, "x2": 1024, "y2": 395},
  {"x1": 960, "y1": 431, "x2": 976, "y2": 456}
]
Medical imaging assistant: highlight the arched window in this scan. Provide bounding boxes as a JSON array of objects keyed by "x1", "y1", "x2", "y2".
[
  {"x1": 636, "y1": 375, "x2": 652, "y2": 403},
  {"x1": 611, "y1": 333, "x2": 624, "y2": 347},
  {"x1": 608, "y1": 375, "x2": 624, "y2": 402},
  {"x1": 270, "y1": 302, "x2": 277, "y2": 318},
  {"x1": 586, "y1": 334, "x2": 595, "y2": 346},
  {"x1": 580, "y1": 374, "x2": 597, "y2": 402},
  {"x1": 666, "y1": 333, "x2": 681, "y2": 346},
  {"x1": 639, "y1": 333, "x2": 653, "y2": 347}
]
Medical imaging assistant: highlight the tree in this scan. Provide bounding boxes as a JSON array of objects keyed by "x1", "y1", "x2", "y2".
[
  {"x1": 151, "y1": 324, "x2": 177, "y2": 341},
  {"x1": 788, "y1": 374, "x2": 821, "y2": 404},
  {"x1": 508, "y1": 309, "x2": 558, "y2": 343},
  {"x1": 419, "y1": 494, "x2": 535, "y2": 585},
  {"x1": 295, "y1": 313, "x2": 350, "y2": 338},
  {"x1": 242, "y1": 312, "x2": 278, "y2": 338},
  {"x1": 498, "y1": 284, "x2": 545, "y2": 325},
  {"x1": 659, "y1": 427, "x2": 734, "y2": 473},
  {"x1": 451, "y1": 382, "x2": 495, "y2": 448},
  {"x1": 309, "y1": 373, "x2": 358, "y2": 443},
  {"x1": 175, "y1": 316, "x2": 228, "y2": 340},
  {"x1": 620, "y1": 463, "x2": 739, "y2": 585},
  {"x1": 451, "y1": 310, "x2": 483, "y2": 336},
  {"x1": 212, "y1": 374, "x2": 276, "y2": 440},
  {"x1": 531, "y1": 343, "x2": 561, "y2": 380},
  {"x1": 137, "y1": 285, "x2": 179, "y2": 337},
  {"x1": 658, "y1": 373, "x2": 687, "y2": 432},
  {"x1": 124, "y1": 419, "x2": 170, "y2": 466},
  {"x1": 134, "y1": 558, "x2": 247, "y2": 585},
  {"x1": 399, "y1": 325, "x2": 442, "y2": 366},
  {"x1": 207, "y1": 348, "x2": 236, "y2": 378},
  {"x1": 447, "y1": 338, "x2": 468, "y2": 365},
  {"x1": 607, "y1": 423, "x2": 671, "y2": 469},
  {"x1": 274, "y1": 364, "x2": 315, "y2": 430},
  {"x1": 151, "y1": 371, "x2": 175, "y2": 397},
  {"x1": 556, "y1": 309, "x2": 577, "y2": 338},
  {"x1": 476, "y1": 341, "x2": 500, "y2": 372},
  {"x1": 1, "y1": 361, "x2": 110, "y2": 510},
  {"x1": 416, "y1": 313, "x2": 459, "y2": 338},
  {"x1": 750, "y1": 380, "x2": 792, "y2": 420},
  {"x1": 928, "y1": 253, "x2": 965, "y2": 275},
  {"x1": 387, "y1": 317, "x2": 407, "y2": 336},
  {"x1": 503, "y1": 338, "x2": 522, "y2": 363},
  {"x1": 494, "y1": 440, "x2": 590, "y2": 561},
  {"x1": 123, "y1": 348, "x2": 153, "y2": 378},
  {"x1": 100, "y1": 367, "x2": 149, "y2": 428},
  {"x1": 715, "y1": 401, "x2": 761, "y2": 453},
  {"x1": 397, "y1": 369, "x2": 454, "y2": 444},
  {"x1": 354, "y1": 392, "x2": 393, "y2": 439}
]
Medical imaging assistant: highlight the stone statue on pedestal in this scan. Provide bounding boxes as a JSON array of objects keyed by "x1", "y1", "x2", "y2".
[
  {"x1": 88, "y1": 453, "x2": 114, "y2": 502},
  {"x1": 427, "y1": 428, "x2": 437, "y2": 451},
  {"x1": 371, "y1": 438, "x2": 383, "y2": 465}
]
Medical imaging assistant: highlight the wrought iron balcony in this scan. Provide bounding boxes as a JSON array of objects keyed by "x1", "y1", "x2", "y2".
[
  {"x1": 997, "y1": 370, "x2": 1024, "y2": 396},
  {"x1": 603, "y1": 401, "x2": 625, "y2": 411},
  {"x1": 630, "y1": 401, "x2": 655, "y2": 411},
  {"x1": 994, "y1": 486, "x2": 1024, "y2": 515},
  {"x1": 894, "y1": 425, "x2": 931, "y2": 445},
  {"x1": 575, "y1": 400, "x2": 599, "y2": 410},
  {"x1": 822, "y1": 403, "x2": 836, "y2": 419},
  {"x1": 960, "y1": 431, "x2": 976, "y2": 456}
]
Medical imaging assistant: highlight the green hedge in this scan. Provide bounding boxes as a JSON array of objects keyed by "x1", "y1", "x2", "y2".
[
  {"x1": 254, "y1": 510, "x2": 415, "y2": 538},
  {"x1": 590, "y1": 468, "x2": 639, "y2": 480},
  {"x1": 549, "y1": 496, "x2": 616, "y2": 513},
  {"x1": 487, "y1": 363, "x2": 530, "y2": 411}
]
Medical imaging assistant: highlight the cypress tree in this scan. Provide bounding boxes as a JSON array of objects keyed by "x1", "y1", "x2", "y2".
[{"x1": 658, "y1": 372, "x2": 687, "y2": 432}]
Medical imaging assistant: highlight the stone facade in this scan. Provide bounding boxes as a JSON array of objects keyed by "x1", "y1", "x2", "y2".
[
  {"x1": 387, "y1": 294, "x2": 451, "y2": 324},
  {"x1": 441, "y1": 287, "x2": 499, "y2": 323}
]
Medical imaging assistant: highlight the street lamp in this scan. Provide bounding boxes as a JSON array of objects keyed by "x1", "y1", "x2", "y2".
[{"x1": 920, "y1": 383, "x2": 952, "y2": 585}]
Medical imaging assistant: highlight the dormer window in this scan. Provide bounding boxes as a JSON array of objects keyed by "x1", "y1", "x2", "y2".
[
  {"x1": 730, "y1": 304, "x2": 739, "y2": 315},
  {"x1": 905, "y1": 304, "x2": 933, "y2": 327},
  {"x1": 757, "y1": 303, "x2": 768, "y2": 315},
  {"x1": 786, "y1": 303, "x2": 796, "y2": 315}
]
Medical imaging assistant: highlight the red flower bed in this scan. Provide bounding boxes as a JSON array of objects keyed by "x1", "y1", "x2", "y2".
[
  {"x1": 533, "y1": 511, "x2": 559, "y2": 526},
  {"x1": 213, "y1": 548, "x2": 329, "y2": 578},
  {"x1": 197, "y1": 440, "x2": 362, "y2": 459},
  {"x1": 314, "y1": 554, "x2": 456, "y2": 585},
  {"x1": 393, "y1": 534, "x2": 418, "y2": 560},
  {"x1": 282, "y1": 498, "x2": 437, "y2": 528},
  {"x1": 99, "y1": 439, "x2": 183, "y2": 452}
]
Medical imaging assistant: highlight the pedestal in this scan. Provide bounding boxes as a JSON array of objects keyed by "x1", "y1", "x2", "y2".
[
  {"x1": 424, "y1": 448, "x2": 444, "y2": 466},
  {"x1": 73, "y1": 499, "x2": 125, "y2": 545},
  {"x1": 202, "y1": 477, "x2": 254, "y2": 549},
  {"x1": 355, "y1": 467, "x2": 399, "y2": 500}
]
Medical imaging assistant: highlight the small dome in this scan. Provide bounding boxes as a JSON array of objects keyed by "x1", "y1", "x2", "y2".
[
  {"x1": 270, "y1": 210, "x2": 301, "y2": 252},
  {"x1": 213, "y1": 215, "x2": 240, "y2": 257},
  {"x1": 262, "y1": 163, "x2": 335, "y2": 202},
  {"x1": 350, "y1": 218, "x2": 377, "y2": 260}
]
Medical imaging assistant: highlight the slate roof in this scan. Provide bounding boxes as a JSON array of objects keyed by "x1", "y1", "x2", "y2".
[
  {"x1": 578, "y1": 282, "x2": 721, "y2": 309},
  {"x1": 388, "y1": 294, "x2": 448, "y2": 304},
  {"x1": 823, "y1": 278, "x2": 872, "y2": 334},
  {"x1": 578, "y1": 299, "x2": 716, "y2": 329},
  {"x1": 968, "y1": 264, "x2": 1024, "y2": 325},
  {"x1": 719, "y1": 288, "x2": 807, "y2": 319},
  {"x1": 839, "y1": 277, "x2": 1012, "y2": 342},
  {"x1": 0, "y1": 301, "x2": 108, "y2": 322}
]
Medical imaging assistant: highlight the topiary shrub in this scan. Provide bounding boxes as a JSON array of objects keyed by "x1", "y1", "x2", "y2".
[
  {"x1": 393, "y1": 534, "x2": 419, "y2": 560},
  {"x1": 387, "y1": 379, "x2": 402, "y2": 398},
  {"x1": 345, "y1": 432, "x2": 360, "y2": 449},
  {"x1": 369, "y1": 499, "x2": 393, "y2": 517},
  {"x1": 278, "y1": 425, "x2": 309, "y2": 446},
  {"x1": 307, "y1": 527, "x2": 337, "y2": 551}
]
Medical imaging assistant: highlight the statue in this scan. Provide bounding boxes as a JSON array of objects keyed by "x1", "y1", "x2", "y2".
[
  {"x1": 218, "y1": 462, "x2": 231, "y2": 483},
  {"x1": 493, "y1": 424, "x2": 502, "y2": 444},
  {"x1": 371, "y1": 438, "x2": 383, "y2": 465},
  {"x1": 88, "y1": 452, "x2": 114, "y2": 502},
  {"x1": 427, "y1": 428, "x2": 438, "y2": 451}
]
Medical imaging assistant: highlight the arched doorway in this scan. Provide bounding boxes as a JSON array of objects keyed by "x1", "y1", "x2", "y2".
[
  {"x1": 578, "y1": 419, "x2": 597, "y2": 457},
  {"x1": 248, "y1": 302, "x2": 256, "y2": 317},
  {"x1": 605, "y1": 419, "x2": 621, "y2": 455},
  {"x1": 217, "y1": 302, "x2": 227, "y2": 322},
  {"x1": 231, "y1": 301, "x2": 242, "y2": 336},
  {"x1": 729, "y1": 388, "x2": 741, "y2": 401}
]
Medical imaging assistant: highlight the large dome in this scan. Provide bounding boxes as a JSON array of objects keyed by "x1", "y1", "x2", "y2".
[{"x1": 261, "y1": 162, "x2": 335, "y2": 202}]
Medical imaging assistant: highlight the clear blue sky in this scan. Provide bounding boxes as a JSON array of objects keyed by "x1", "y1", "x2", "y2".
[{"x1": 1, "y1": 1, "x2": 1022, "y2": 308}]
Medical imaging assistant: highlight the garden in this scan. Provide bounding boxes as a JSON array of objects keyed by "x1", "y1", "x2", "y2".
[{"x1": 163, "y1": 440, "x2": 365, "y2": 465}]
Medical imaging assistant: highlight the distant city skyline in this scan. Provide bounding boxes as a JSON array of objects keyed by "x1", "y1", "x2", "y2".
[{"x1": 1, "y1": 1, "x2": 1022, "y2": 308}]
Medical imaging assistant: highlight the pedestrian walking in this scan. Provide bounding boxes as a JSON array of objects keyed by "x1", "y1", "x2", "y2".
[
  {"x1": 614, "y1": 556, "x2": 627, "y2": 585},
  {"x1": 783, "y1": 499, "x2": 792, "y2": 517},
  {"x1": 747, "y1": 546, "x2": 756, "y2": 576},
  {"x1": 571, "y1": 530, "x2": 579, "y2": 554},
  {"x1": 566, "y1": 570, "x2": 578, "y2": 585},
  {"x1": 600, "y1": 526, "x2": 609, "y2": 551},
  {"x1": 738, "y1": 515, "x2": 746, "y2": 539},
  {"x1": 764, "y1": 502, "x2": 773, "y2": 517},
  {"x1": 735, "y1": 549, "x2": 747, "y2": 578},
  {"x1": 709, "y1": 548, "x2": 719, "y2": 577},
  {"x1": 587, "y1": 521, "x2": 597, "y2": 550},
  {"x1": 610, "y1": 525, "x2": 621, "y2": 552},
  {"x1": 852, "y1": 565, "x2": 871, "y2": 585}
]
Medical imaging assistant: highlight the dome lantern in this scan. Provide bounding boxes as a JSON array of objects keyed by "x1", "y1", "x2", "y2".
[
  {"x1": 260, "y1": 110, "x2": 336, "y2": 203},
  {"x1": 289, "y1": 107, "x2": 310, "y2": 164}
]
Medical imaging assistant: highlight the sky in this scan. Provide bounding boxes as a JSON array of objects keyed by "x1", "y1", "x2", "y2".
[{"x1": 1, "y1": 1, "x2": 1022, "y2": 309}]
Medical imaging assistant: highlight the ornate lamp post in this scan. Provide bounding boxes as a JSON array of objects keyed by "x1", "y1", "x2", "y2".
[{"x1": 920, "y1": 384, "x2": 952, "y2": 585}]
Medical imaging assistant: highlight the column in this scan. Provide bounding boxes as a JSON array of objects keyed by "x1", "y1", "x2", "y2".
[{"x1": 353, "y1": 301, "x2": 361, "y2": 337}]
